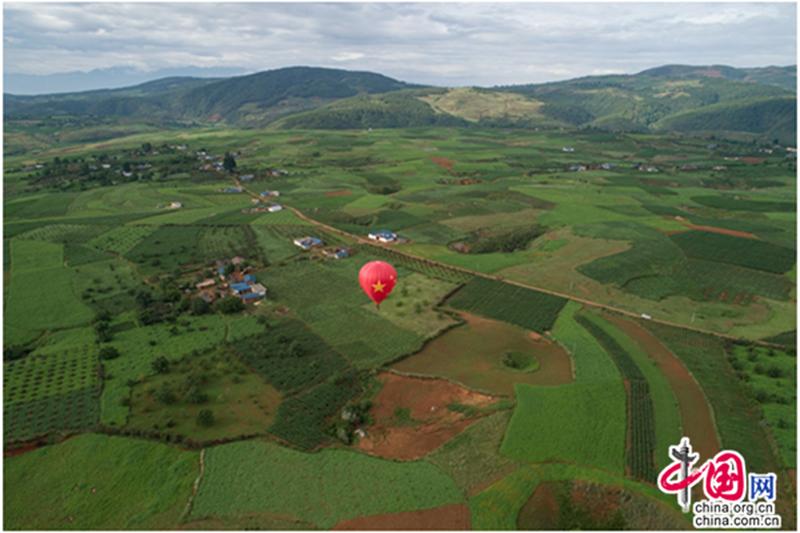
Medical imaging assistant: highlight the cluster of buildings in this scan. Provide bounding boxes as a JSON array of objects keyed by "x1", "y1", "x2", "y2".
[
  {"x1": 192, "y1": 256, "x2": 269, "y2": 305},
  {"x1": 241, "y1": 203, "x2": 283, "y2": 213},
  {"x1": 569, "y1": 163, "x2": 618, "y2": 172}
]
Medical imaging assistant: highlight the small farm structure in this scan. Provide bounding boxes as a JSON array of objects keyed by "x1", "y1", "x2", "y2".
[
  {"x1": 268, "y1": 203, "x2": 283, "y2": 212},
  {"x1": 368, "y1": 230, "x2": 397, "y2": 243},
  {"x1": 261, "y1": 191, "x2": 280, "y2": 197},
  {"x1": 230, "y1": 281, "x2": 267, "y2": 302},
  {"x1": 170, "y1": 202, "x2": 182, "y2": 208},
  {"x1": 293, "y1": 237, "x2": 324, "y2": 250},
  {"x1": 195, "y1": 279, "x2": 216, "y2": 291},
  {"x1": 562, "y1": 146, "x2": 574, "y2": 152},
  {"x1": 323, "y1": 245, "x2": 352, "y2": 259},
  {"x1": 241, "y1": 174, "x2": 254, "y2": 180}
]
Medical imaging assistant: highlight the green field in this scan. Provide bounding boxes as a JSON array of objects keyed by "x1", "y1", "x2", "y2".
[
  {"x1": 500, "y1": 381, "x2": 627, "y2": 473},
  {"x1": 190, "y1": 440, "x2": 464, "y2": 529},
  {"x1": 3, "y1": 434, "x2": 198, "y2": 530},
  {"x1": 5, "y1": 239, "x2": 94, "y2": 332},
  {"x1": 445, "y1": 276, "x2": 567, "y2": 333},
  {"x1": 550, "y1": 301, "x2": 621, "y2": 382}
]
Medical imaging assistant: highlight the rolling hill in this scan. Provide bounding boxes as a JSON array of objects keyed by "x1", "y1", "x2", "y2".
[{"x1": 4, "y1": 64, "x2": 796, "y2": 143}]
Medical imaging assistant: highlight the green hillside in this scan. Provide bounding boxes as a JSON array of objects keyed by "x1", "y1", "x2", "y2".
[
  {"x1": 652, "y1": 96, "x2": 797, "y2": 143},
  {"x1": 638, "y1": 64, "x2": 797, "y2": 91}
]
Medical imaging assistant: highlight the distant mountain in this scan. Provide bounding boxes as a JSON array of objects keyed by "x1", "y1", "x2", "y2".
[
  {"x1": 3, "y1": 66, "x2": 251, "y2": 95},
  {"x1": 4, "y1": 66, "x2": 422, "y2": 127},
  {"x1": 637, "y1": 64, "x2": 796, "y2": 91},
  {"x1": 496, "y1": 69, "x2": 796, "y2": 142},
  {"x1": 3, "y1": 65, "x2": 796, "y2": 143}
]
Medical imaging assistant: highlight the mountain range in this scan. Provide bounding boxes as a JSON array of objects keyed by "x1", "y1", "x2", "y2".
[{"x1": 4, "y1": 64, "x2": 796, "y2": 143}]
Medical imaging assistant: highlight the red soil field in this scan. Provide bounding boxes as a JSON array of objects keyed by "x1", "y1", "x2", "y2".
[
  {"x1": 326, "y1": 190, "x2": 352, "y2": 196},
  {"x1": 391, "y1": 313, "x2": 573, "y2": 395},
  {"x1": 684, "y1": 224, "x2": 757, "y2": 239},
  {"x1": 788, "y1": 468, "x2": 797, "y2": 496},
  {"x1": 429, "y1": 156, "x2": 455, "y2": 170},
  {"x1": 357, "y1": 372, "x2": 505, "y2": 461},
  {"x1": 743, "y1": 157, "x2": 767, "y2": 164},
  {"x1": 604, "y1": 315, "x2": 720, "y2": 461},
  {"x1": 331, "y1": 503, "x2": 470, "y2": 530}
]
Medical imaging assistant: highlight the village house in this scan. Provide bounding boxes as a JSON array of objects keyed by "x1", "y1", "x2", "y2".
[
  {"x1": 194, "y1": 279, "x2": 216, "y2": 291},
  {"x1": 368, "y1": 230, "x2": 397, "y2": 243},
  {"x1": 268, "y1": 203, "x2": 283, "y2": 212},
  {"x1": 293, "y1": 237, "x2": 324, "y2": 250}
]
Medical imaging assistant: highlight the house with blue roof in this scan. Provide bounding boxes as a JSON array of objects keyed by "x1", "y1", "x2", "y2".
[
  {"x1": 244, "y1": 274, "x2": 257, "y2": 283},
  {"x1": 293, "y1": 237, "x2": 324, "y2": 250},
  {"x1": 368, "y1": 230, "x2": 397, "y2": 243}
]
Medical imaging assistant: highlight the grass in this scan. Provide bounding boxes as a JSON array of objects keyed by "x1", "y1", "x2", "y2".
[
  {"x1": 726, "y1": 344, "x2": 797, "y2": 468},
  {"x1": 190, "y1": 440, "x2": 464, "y2": 529},
  {"x1": 126, "y1": 347, "x2": 283, "y2": 443},
  {"x1": 5, "y1": 239, "x2": 95, "y2": 331},
  {"x1": 249, "y1": 225, "x2": 300, "y2": 264},
  {"x1": 500, "y1": 381, "x2": 627, "y2": 474},
  {"x1": 3, "y1": 434, "x2": 198, "y2": 530},
  {"x1": 426, "y1": 410, "x2": 524, "y2": 495},
  {"x1": 550, "y1": 301, "x2": 621, "y2": 382},
  {"x1": 669, "y1": 230, "x2": 796, "y2": 274}
]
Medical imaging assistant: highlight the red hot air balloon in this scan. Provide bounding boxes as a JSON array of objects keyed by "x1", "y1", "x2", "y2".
[{"x1": 359, "y1": 261, "x2": 397, "y2": 308}]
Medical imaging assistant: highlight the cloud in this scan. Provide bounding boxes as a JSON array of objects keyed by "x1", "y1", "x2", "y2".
[{"x1": 3, "y1": 2, "x2": 796, "y2": 88}]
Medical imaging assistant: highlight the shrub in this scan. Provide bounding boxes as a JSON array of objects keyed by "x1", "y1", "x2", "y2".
[
  {"x1": 196, "y1": 409, "x2": 214, "y2": 427},
  {"x1": 99, "y1": 346, "x2": 121, "y2": 360},
  {"x1": 154, "y1": 382, "x2": 176, "y2": 405},
  {"x1": 216, "y1": 297, "x2": 244, "y2": 314},
  {"x1": 151, "y1": 356, "x2": 169, "y2": 374}
]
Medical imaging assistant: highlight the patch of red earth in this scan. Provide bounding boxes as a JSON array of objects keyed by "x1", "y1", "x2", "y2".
[
  {"x1": 654, "y1": 227, "x2": 686, "y2": 236},
  {"x1": 684, "y1": 224, "x2": 758, "y2": 239},
  {"x1": 604, "y1": 315, "x2": 720, "y2": 461},
  {"x1": 547, "y1": 233, "x2": 559, "y2": 239},
  {"x1": 326, "y1": 190, "x2": 352, "y2": 197},
  {"x1": 578, "y1": 284, "x2": 591, "y2": 295},
  {"x1": 357, "y1": 372, "x2": 503, "y2": 461},
  {"x1": 571, "y1": 480, "x2": 622, "y2": 524},
  {"x1": 4, "y1": 434, "x2": 76, "y2": 458},
  {"x1": 331, "y1": 503, "x2": 470, "y2": 530},
  {"x1": 517, "y1": 481, "x2": 560, "y2": 529},
  {"x1": 207, "y1": 114, "x2": 220, "y2": 122},
  {"x1": 700, "y1": 69, "x2": 724, "y2": 78},
  {"x1": 429, "y1": 156, "x2": 455, "y2": 170},
  {"x1": 743, "y1": 157, "x2": 767, "y2": 164},
  {"x1": 788, "y1": 468, "x2": 797, "y2": 496}
]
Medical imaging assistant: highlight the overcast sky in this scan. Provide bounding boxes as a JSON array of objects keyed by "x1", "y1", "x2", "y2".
[{"x1": 3, "y1": 1, "x2": 797, "y2": 91}]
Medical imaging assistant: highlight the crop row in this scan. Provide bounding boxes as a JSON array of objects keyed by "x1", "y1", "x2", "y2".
[
  {"x1": 353, "y1": 243, "x2": 472, "y2": 283},
  {"x1": 627, "y1": 379, "x2": 657, "y2": 483},
  {"x1": 268, "y1": 373, "x2": 360, "y2": 450},
  {"x1": 4, "y1": 387, "x2": 99, "y2": 442},
  {"x1": 228, "y1": 319, "x2": 352, "y2": 396},
  {"x1": 17, "y1": 223, "x2": 113, "y2": 246},
  {"x1": 85, "y1": 225, "x2": 158, "y2": 254},
  {"x1": 669, "y1": 230, "x2": 796, "y2": 274},
  {"x1": 575, "y1": 315, "x2": 645, "y2": 381},
  {"x1": 575, "y1": 314, "x2": 657, "y2": 483},
  {"x1": 4, "y1": 349, "x2": 98, "y2": 406},
  {"x1": 447, "y1": 276, "x2": 567, "y2": 333}
]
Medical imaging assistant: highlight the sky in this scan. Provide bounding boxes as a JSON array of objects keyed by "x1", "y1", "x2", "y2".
[{"x1": 3, "y1": 1, "x2": 798, "y2": 94}]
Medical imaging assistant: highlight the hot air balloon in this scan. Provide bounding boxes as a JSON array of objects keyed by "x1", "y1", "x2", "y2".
[{"x1": 359, "y1": 261, "x2": 397, "y2": 308}]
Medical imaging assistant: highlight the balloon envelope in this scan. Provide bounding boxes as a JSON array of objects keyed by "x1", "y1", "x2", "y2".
[{"x1": 359, "y1": 261, "x2": 397, "y2": 306}]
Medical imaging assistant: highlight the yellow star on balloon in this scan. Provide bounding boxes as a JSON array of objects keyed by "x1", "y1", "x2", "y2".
[{"x1": 372, "y1": 280, "x2": 386, "y2": 293}]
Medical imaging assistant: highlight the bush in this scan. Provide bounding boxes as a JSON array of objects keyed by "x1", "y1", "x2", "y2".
[
  {"x1": 151, "y1": 356, "x2": 169, "y2": 374},
  {"x1": 99, "y1": 346, "x2": 121, "y2": 360},
  {"x1": 187, "y1": 386, "x2": 208, "y2": 404},
  {"x1": 154, "y1": 382, "x2": 176, "y2": 405},
  {"x1": 191, "y1": 297, "x2": 211, "y2": 315},
  {"x1": 216, "y1": 297, "x2": 244, "y2": 314},
  {"x1": 196, "y1": 409, "x2": 214, "y2": 427}
]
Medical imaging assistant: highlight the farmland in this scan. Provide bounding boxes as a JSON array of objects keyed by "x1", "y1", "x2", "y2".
[{"x1": 3, "y1": 121, "x2": 796, "y2": 530}]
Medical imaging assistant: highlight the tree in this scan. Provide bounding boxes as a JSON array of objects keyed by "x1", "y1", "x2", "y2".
[
  {"x1": 191, "y1": 297, "x2": 211, "y2": 315},
  {"x1": 151, "y1": 356, "x2": 169, "y2": 374},
  {"x1": 187, "y1": 386, "x2": 208, "y2": 404},
  {"x1": 122, "y1": 161, "x2": 132, "y2": 173},
  {"x1": 154, "y1": 382, "x2": 176, "y2": 405},
  {"x1": 216, "y1": 296, "x2": 244, "y2": 314},
  {"x1": 142, "y1": 142, "x2": 152, "y2": 153},
  {"x1": 99, "y1": 346, "x2": 120, "y2": 360},
  {"x1": 223, "y1": 153, "x2": 237, "y2": 172},
  {"x1": 222, "y1": 263, "x2": 235, "y2": 277},
  {"x1": 196, "y1": 409, "x2": 214, "y2": 427}
]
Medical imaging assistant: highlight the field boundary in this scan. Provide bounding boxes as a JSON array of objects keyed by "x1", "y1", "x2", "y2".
[{"x1": 179, "y1": 448, "x2": 206, "y2": 524}]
